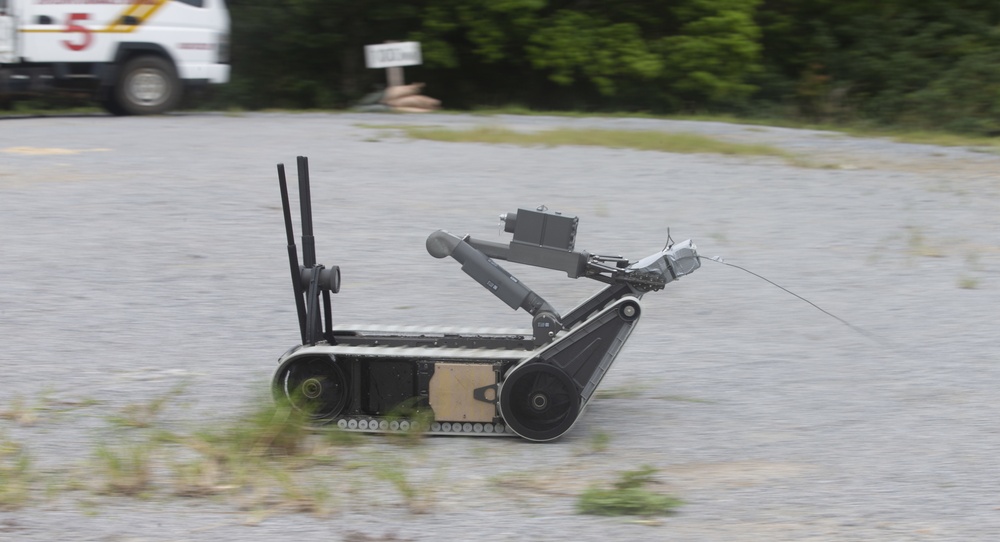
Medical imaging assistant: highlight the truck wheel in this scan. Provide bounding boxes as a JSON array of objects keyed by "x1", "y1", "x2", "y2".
[{"x1": 115, "y1": 56, "x2": 181, "y2": 115}]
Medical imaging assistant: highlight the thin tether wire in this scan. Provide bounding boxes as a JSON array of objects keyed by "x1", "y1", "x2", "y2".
[{"x1": 699, "y1": 256, "x2": 891, "y2": 348}]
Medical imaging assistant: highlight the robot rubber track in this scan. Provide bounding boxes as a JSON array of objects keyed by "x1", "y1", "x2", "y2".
[{"x1": 271, "y1": 157, "x2": 700, "y2": 441}]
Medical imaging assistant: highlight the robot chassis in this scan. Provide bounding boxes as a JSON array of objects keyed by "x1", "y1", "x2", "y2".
[{"x1": 272, "y1": 157, "x2": 701, "y2": 441}]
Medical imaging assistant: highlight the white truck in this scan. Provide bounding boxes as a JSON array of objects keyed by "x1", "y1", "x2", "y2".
[{"x1": 0, "y1": 0, "x2": 229, "y2": 114}]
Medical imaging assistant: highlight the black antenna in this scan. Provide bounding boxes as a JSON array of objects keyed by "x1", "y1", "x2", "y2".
[
  {"x1": 306, "y1": 266, "x2": 321, "y2": 345},
  {"x1": 297, "y1": 156, "x2": 317, "y2": 268},
  {"x1": 278, "y1": 164, "x2": 309, "y2": 344}
]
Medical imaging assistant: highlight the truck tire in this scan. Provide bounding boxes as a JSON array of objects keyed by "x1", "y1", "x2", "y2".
[{"x1": 114, "y1": 55, "x2": 181, "y2": 115}]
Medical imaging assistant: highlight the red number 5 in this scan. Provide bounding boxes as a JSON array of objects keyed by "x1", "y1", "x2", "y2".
[{"x1": 63, "y1": 13, "x2": 92, "y2": 51}]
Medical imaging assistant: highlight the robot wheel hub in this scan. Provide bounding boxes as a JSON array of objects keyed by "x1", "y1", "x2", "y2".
[
  {"x1": 530, "y1": 392, "x2": 549, "y2": 411},
  {"x1": 302, "y1": 378, "x2": 323, "y2": 399}
]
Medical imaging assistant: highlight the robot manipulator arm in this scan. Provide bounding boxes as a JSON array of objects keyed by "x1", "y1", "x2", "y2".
[
  {"x1": 425, "y1": 209, "x2": 700, "y2": 343},
  {"x1": 426, "y1": 230, "x2": 557, "y2": 316},
  {"x1": 427, "y1": 230, "x2": 562, "y2": 345}
]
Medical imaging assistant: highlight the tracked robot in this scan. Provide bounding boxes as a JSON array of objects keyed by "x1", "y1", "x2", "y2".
[{"x1": 271, "y1": 157, "x2": 700, "y2": 441}]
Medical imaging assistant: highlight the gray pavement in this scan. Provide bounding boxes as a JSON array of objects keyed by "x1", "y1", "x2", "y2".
[{"x1": 1, "y1": 112, "x2": 999, "y2": 541}]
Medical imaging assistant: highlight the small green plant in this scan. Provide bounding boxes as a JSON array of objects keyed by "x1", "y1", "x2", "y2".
[
  {"x1": 906, "y1": 227, "x2": 945, "y2": 258},
  {"x1": 958, "y1": 276, "x2": 980, "y2": 289},
  {"x1": 370, "y1": 453, "x2": 436, "y2": 514},
  {"x1": 0, "y1": 396, "x2": 39, "y2": 426},
  {"x1": 577, "y1": 465, "x2": 681, "y2": 517},
  {"x1": 94, "y1": 442, "x2": 154, "y2": 496},
  {"x1": 374, "y1": 461, "x2": 417, "y2": 501},
  {"x1": 0, "y1": 391, "x2": 79, "y2": 425},
  {"x1": 108, "y1": 383, "x2": 187, "y2": 429},
  {"x1": 594, "y1": 384, "x2": 645, "y2": 399},
  {"x1": 268, "y1": 467, "x2": 333, "y2": 515},
  {"x1": 785, "y1": 156, "x2": 848, "y2": 169},
  {"x1": 0, "y1": 435, "x2": 33, "y2": 508},
  {"x1": 193, "y1": 397, "x2": 314, "y2": 459},
  {"x1": 589, "y1": 431, "x2": 611, "y2": 453},
  {"x1": 958, "y1": 253, "x2": 984, "y2": 289},
  {"x1": 165, "y1": 397, "x2": 347, "y2": 508},
  {"x1": 169, "y1": 456, "x2": 225, "y2": 497}
]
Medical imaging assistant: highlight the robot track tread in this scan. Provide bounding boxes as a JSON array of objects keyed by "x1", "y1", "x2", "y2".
[{"x1": 320, "y1": 417, "x2": 512, "y2": 436}]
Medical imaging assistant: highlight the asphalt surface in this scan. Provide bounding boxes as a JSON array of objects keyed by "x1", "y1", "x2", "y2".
[{"x1": 1, "y1": 112, "x2": 999, "y2": 541}]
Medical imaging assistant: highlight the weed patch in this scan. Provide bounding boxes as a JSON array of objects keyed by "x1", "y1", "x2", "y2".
[
  {"x1": 594, "y1": 384, "x2": 646, "y2": 400},
  {"x1": 958, "y1": 276, "x2": 980, "y2": 289},
  {"x1": 589, "y1": 431, "x2": 611, "y2": 453},
  {"x1": 5, "y1": 389, "x2": 432, "y2": 517},
  {"x1": 577, "y1": 465, "x2": 681, "y2": 517},
  {"x1": 207, "y1": 399, "x2": 313, "y2": 458},
  {"x1": 906, "y1": 227, "x2": 945, "y2": 258},
  {"x1": 108, "y1": 384, "x2": 187, "y2": 429},
  {"x1": 94, "y1": 442, "x2": 155, "y2": 496},
  {"x1": 0, "y1": 397, "x2": 39, "y2": 426},
  {"x1": 394, "y1": 125, "x2": 791, "y2": 161},
  {"x1": 0, "y1": 435, "x2": 32, "y2": 508}
]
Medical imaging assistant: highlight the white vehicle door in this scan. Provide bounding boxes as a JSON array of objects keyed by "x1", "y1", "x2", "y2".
[
  {"x1": 0, "y1": 0, "x2": 16, "y2": 64},
  {"x1": 18, "y1": 1, "x2": 172, "y2": 63}
]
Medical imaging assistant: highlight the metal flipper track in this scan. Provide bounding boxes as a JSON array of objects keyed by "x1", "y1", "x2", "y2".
[{"x1": 498, "y1": 297, "x2": 643, "y2": 441}]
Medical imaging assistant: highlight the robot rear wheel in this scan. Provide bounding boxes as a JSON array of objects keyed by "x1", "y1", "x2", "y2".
[{"x1": 273, "y1": 355, "x2": 349, "y2": 421}]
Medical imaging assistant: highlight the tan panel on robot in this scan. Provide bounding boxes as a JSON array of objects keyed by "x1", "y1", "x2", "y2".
[{"x1": 428, "y1": 363, "x2": 497, "y2": 422}]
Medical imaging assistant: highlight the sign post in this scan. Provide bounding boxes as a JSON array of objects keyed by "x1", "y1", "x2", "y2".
[{"x1": 364, "y1": 41, "x2": 422, "y2": 88}]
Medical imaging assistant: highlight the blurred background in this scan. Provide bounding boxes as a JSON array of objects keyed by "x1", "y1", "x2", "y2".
[{"x1": 222, "y1": 0, "x2": 1000, "y2": 133}]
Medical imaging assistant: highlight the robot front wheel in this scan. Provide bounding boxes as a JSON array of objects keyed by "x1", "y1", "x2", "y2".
[{"x1": 499, "y1": 363, "x2": 581, "y2": 442}]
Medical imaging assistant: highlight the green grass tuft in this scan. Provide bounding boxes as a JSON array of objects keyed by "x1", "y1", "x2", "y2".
[
  {"x1": 0, "y1": 435, "x2": 33, "y2": 509},
  {"x1": 374, "y1": 461, "x2": 417, "y2": 501},
  {"x1": 906, "y1": 227, "x2": 945, "y2": 258},
  {"x1": 94, "y1": 442, "x2": 154, "y2": 497},
  {"x1": 577, "y1": 465, "x2": 681, "y2": 517},
  {"x1": 958, "y1": 276, "x2": 980, "y2": 290},
  {"x1": 452, "y1": 107, "x2": 1000, "y2": 151},
  {"x1": 108, "y1": 383, "x2": 187, "y2": 429},
  {"x1": 589, "y1": 431, "x2": 611, "y2": 453}
]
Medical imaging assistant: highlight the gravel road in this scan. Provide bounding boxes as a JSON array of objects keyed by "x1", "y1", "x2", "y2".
[{"x1": 1, "y1": 112, "x2": 999, "y2": 541}]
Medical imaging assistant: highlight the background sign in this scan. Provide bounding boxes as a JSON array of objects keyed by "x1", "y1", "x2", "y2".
[{"x1": 364, "y1": 42, "x2": 422, "y2": 69}]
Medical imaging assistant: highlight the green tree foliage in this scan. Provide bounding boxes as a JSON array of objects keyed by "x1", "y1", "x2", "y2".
[
  {"x1": 525, "y1": 10, "x2": 662, "y2": 95},
  {"x1": 224, "y1": 0, "x2": 1000, "y2": 133},
  {"x1": 412, "y1": 0, "x2": 761, "y2": 108},
  {"x1": 658, "y1": 0, "x2": 762, "y2": 104},
  {"x1": 756, "y1": 0, "x2": 1000, "y2": 131},
  {"x1": 227, "y1": 0, "x2": 762, "y2": 112},
  {"x1": 225, "y1": 0, "x2": 422, "y2": 108}
]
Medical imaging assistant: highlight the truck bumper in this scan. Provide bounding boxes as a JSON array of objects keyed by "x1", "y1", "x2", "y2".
[{"x1": 179, "y1": 63, "x2": 230, "y2": 84}]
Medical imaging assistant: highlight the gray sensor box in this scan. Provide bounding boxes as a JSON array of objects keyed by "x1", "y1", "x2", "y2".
[{"x1": 505, "y1": 208, "x2": 578, "y2": 251}]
